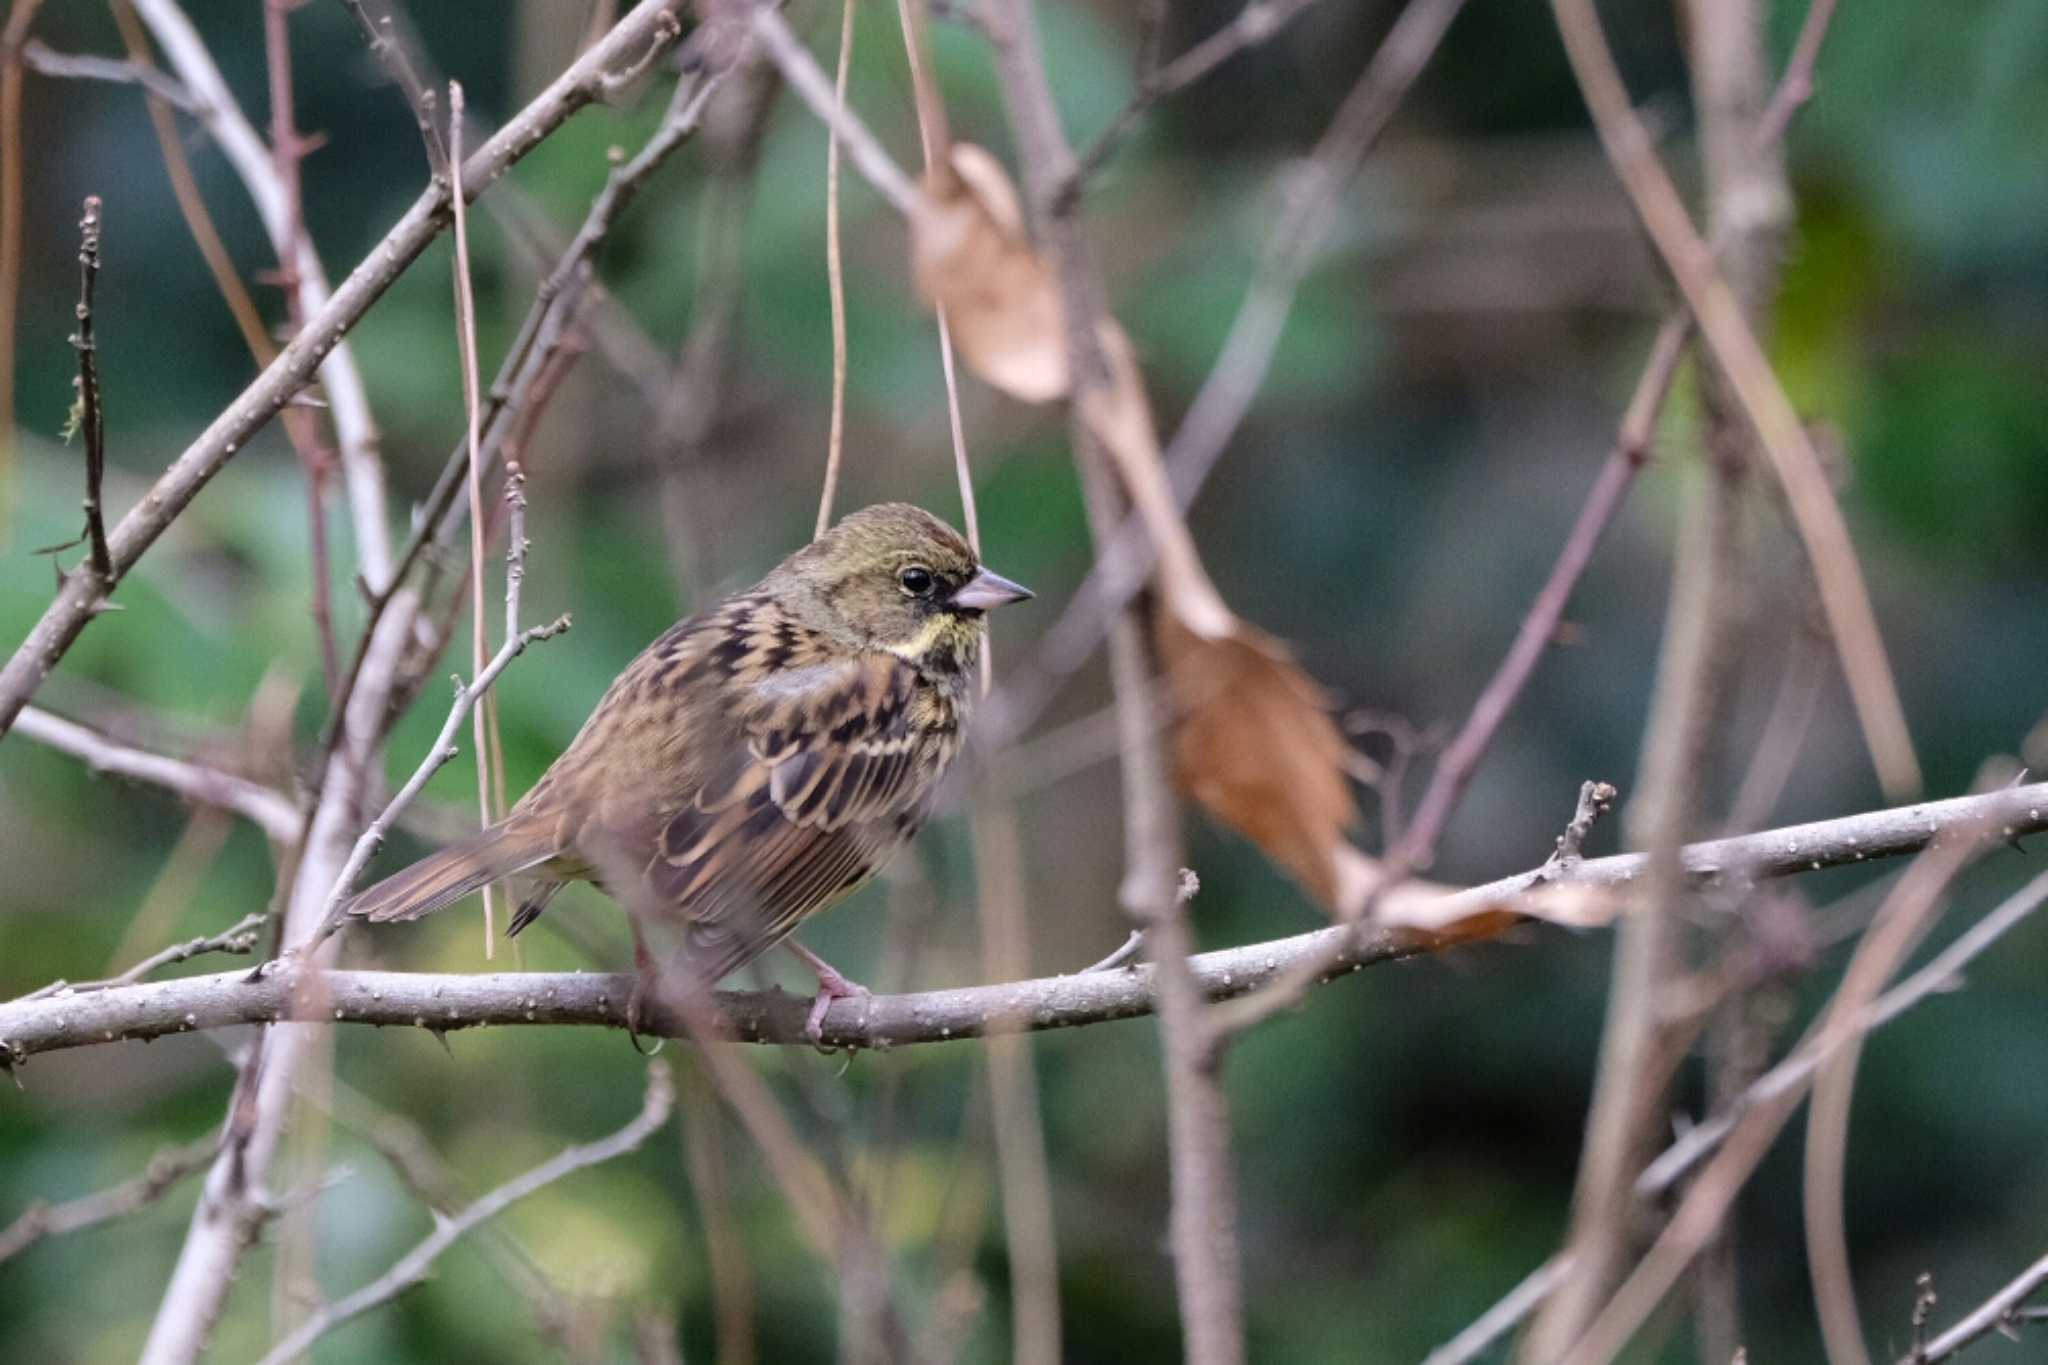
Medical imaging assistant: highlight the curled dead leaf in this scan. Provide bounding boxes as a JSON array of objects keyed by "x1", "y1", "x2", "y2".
[
  {"x1": 910, "y1": 143, "x2": 1068, "y2": 402},
  {"x1": 1159, "y1": 616, "x2": 1369, "y2": 913}
]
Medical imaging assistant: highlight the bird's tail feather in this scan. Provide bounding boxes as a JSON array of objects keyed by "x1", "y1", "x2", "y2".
[{"x1": 345, "y1": 820, "x2": 560, "y2": 924}]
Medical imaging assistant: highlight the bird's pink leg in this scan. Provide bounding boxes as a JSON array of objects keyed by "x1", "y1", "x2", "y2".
[{"x1": 785, "y1": 940, "x2": 869, "y2": 1046}]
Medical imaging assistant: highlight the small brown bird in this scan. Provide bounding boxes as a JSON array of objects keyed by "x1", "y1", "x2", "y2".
[{"x1": 346, "y1": 503, "x2": 1031, "y2": 1040}]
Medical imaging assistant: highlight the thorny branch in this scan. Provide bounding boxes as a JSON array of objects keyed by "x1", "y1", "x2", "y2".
[{"x1": 68, "y1": 194, "x2": 111, "y2": 583}]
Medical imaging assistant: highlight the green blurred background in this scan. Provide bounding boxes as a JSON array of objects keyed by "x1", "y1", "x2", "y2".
[{"x1": 3, "y1": 1, "x2": 2047, "y2": 1361}]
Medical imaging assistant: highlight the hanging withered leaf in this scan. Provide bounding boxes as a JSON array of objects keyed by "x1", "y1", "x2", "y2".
[
  {"x1": 910, "y1": 143, "x2": 1068, "y2": 402},
  {"x1": 908, "y1": 142, "x2": 1375, "y2": 915}
]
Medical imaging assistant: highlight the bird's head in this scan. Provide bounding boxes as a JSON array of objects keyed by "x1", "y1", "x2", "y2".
[{"x1": 770, "y1": 503, "x2": 1033, "y2": 672}]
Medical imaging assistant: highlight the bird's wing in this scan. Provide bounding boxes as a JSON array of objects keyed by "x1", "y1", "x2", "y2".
[{"x1": 642, "y1": 644, "x2": 941, "y2": 986}]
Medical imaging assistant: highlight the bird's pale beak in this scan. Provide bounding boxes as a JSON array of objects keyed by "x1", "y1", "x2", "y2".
[{"x1": 950, "y1": 567, "x2": 1034, "y2": 612}]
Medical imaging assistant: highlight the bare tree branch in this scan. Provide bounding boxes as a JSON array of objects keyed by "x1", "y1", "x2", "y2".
[
  {"x1": 132, "y1": 0, "x2": 392, "y2": 597},
  {"x1": 0, "y1": 0, "x2": 691, "y2": 739},
  {"x1": 1549, "y1": 0, "x2": 1919, "y2": 799},
  {"x1": 3, "y1": 781, "x2": 2039, "y2": 1065},
  {"x1": 0, "y1": 1132, "x2": 219, "y2": 1264},
  {"x1": 1396, "y1": 315, "x2": 1688, "y2": 866},
  {"x1": 1061, "y1": 0, "x2": 1324, "y2": 203},
  {"x1": 250, "y1": 1061, "x2": 674, "y2": 1365},
  {"x1": 19, "y1": 38, "x2": 199, "y2": 111},
  {"x1": 14, "y1": 912, "x2": 267, "y2": 1003},
  {"x1": 1444, "y1": 861, "x2": 2048, "y2": 1362},
  {"x1": 13, "y1": 705, "x2": 302, "y2": 842}
]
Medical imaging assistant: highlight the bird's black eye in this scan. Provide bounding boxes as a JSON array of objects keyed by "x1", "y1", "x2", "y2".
[{"x1": 899, "y1": 565, "x2": 936, "y2": 597}]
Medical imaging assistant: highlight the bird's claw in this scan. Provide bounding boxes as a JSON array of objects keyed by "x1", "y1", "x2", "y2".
[
  {"x1": 804, "y1": 974, "x2": 869, "y2": 1052},
  {"x1": 625, "y1": 977, "x2": 663, "y2": 1056}
]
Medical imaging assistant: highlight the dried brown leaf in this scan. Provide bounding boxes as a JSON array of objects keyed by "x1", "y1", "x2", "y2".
[
  {"x1": 1159, "y1": 616, "x2": 1368, "y2": 913},
  {"x1": 910, "y1": 143, "x2": 1068, "y2": 402}
]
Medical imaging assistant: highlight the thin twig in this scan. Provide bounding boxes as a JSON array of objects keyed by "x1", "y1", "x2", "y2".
[
  {"x1": 20, "y1": 38, "x2": 200, "y2": 110},
  {"x1": 261, "y1": 0, "x2": 343, "y2": 695},
  {"x1": 447, "y1": 80, "x2": 503, "y2": 949},
  {"x1": 13, "y1": 705, "x2": 303, "y2": 849},
  {"x1": 13, "y1": 912, "x2": 268, "y2": 1004},
  {"x1": 980, "y1": 0, "x2": 1472, "y2": 751},
  {"x1": 748, "y1": 5, "x2": 921, "y2": 218},
  {"x1": 337, "y1": 0, "x2": 450, "y2": 174},
  {"x1": 1547, "y1": 781, "x2": 1621, "y2": 867},
  {"x1": 68, "y1": 194, "x2": 112, "y2": 581},
  {"x1": 1555, "y1": 835, "x2": 1995, "y2": 1365},
  {"x1": 106, "y1": 0, "x2": 273, "y2": 366},
  {"x1": 4, "y1": 783, "x2": 2043, "y2": 1064},
  {"x1": 250, "y1": 1061, "x2": 674, "y2": 1365},
  {"x1": 0, "y1": 1132, "x2": 219, "y2": 1264},
  {"x1": 814, "y1": 0, "x2": 854, "y2": 540},
  {"x1": 1062, "y1": 0, "x2": 1322, "y2": 204},
  {"x1": 1422, "y1": 1254, "x2": 1578, "y2": 1365},
  {"x1": 1399, "y1": 317, "x2": 1688, "y2": 865},
  {"x1": 1550, "y1": 0, "x2": 1919, "y2": 799},
  {"x1": 1906, "y1": 1252, "x2": 2048, "y2": 1364},
  {"x1": 306, "y1": 611, "x2": 570, "y2": 951},
  {"x1": 0, "y1": 0, "x2": 690, "y2": 740},
  {"x1": 0, "y1": 0, "x2": 47, "y2": 542},
  {"x1": 1754, "y1": 0, "x2": 1841, "y2": 150},
  {"x1": 1080, "y1": 928, "x2": 1146, "y2": 974}
]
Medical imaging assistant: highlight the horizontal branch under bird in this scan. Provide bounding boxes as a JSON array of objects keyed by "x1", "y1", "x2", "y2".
[{"x1": 3, "y1": 781, "x2": 2042, "y2": 1063}]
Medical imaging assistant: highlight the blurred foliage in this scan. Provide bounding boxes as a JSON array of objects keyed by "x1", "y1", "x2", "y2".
[{"x1": 3, "y1": 1, "x2": 2047, "y2": 1363}]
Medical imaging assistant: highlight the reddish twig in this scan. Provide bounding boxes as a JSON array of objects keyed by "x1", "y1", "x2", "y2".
[
  {"x1": 1755, "y1": 0, "x2": 1841, "y2": 150},
  {"x1": 1397, "y1": 314, "x2": 1688, "y2": 867}
]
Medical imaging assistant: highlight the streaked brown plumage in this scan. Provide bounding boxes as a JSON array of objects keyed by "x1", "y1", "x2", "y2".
[{"x1": 345, "y1": 503, "x2": 1031, "y2": 1038}]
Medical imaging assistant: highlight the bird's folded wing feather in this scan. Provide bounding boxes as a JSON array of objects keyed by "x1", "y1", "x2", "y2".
[{"x1": 646, "y1": 647, "x2": 932, "y2": 985}]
